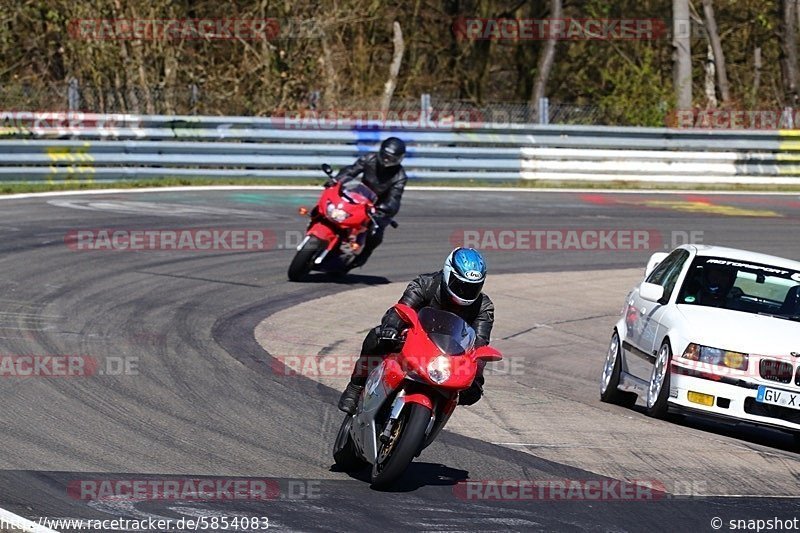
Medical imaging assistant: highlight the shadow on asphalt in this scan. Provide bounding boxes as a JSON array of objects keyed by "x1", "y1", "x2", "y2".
[
  {"x1": 333, "y1": 462, "x2": 469, "y2": 493},
  {"x1": 627, "y1": 405, "x2": 800, "y2": 455},
  {"x1": 291, "y1": 272, "x2": 392, "y2": 285}
]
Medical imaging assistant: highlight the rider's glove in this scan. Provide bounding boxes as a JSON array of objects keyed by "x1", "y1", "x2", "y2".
[
  {"x1": 379, "y1": 324, "x2": 400, "y2": 341},
  {"x1": 458, "y1": 381, "x2": 483, "y2": 406}
]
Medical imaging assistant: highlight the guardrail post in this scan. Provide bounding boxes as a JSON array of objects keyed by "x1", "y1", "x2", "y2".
[
  {"x1": 538, "y1": 97, "x2": 549, "y2": 125},
  {"x1": 782, "y1": 106, "x2": 794, "y2": 129},
  {"x1": 68, "y1": 78, "x2": 80, "y2": 111},
  {"x1": 421, "y1": 93, "x2": 431, "y2": 127},
  {"x1": 189, "y1": 84, "x2": 200, "y2": 114},
  {"x1": 309, "y1": 91, "x2": 320, "y2": 110}
]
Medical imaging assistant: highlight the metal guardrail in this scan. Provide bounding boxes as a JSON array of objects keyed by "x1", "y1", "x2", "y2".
[{"x1": 0, "y1": 113, "x2": 798, "y2": 184}]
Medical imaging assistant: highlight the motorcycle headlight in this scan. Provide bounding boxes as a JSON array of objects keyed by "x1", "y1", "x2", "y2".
[
  {"x1": 682, "y1": 343, "x2": 748, "y2": 370},
  {"x1": 427, "y1": 355, "x2": 451, "y2": 385},
  {"x1": 325, "y1": 201, "x2": 350, "y2": 222}
]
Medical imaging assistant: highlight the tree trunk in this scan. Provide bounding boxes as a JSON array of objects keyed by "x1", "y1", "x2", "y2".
[
  {"x1": 701, "y1": 0, "x2": 730, "y2": 104},
  {"x1": 673, "y1": 0, "x2": 692, "y2": 110},
  {"x1": 780, "y1": 0, "x2": 800, "y2": 107},
  {"x1": 752, "y1": 46, "x2": 762, "y2": 105},
  {"x1": 704, "y1": 43, "x2": 718, "y2": 108},
  {"x1": 320, "y1": 33, "x2": 339, "y2": 110},
  {"x1": 530, "y1": 0, "x2": 562, "y2": 122},
  {"x1": 380, "y1": 22, "x2": 405, "y2": 114}
]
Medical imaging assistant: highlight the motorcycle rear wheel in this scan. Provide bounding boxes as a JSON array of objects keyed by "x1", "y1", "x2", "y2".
[{"x1": 370, "y1": 403, "x2": 431, "y2": 488}]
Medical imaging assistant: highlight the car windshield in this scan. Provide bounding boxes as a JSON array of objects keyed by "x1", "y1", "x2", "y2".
[
  {"x1": 417, "y1": 307, "x2": 476, "y2": 355},
  {"x1": 676, "y1": 256, "x2": 800, "y2": 319},
  {"x1": 341, "y1": 181, "x2": 377, "y2": 204}
]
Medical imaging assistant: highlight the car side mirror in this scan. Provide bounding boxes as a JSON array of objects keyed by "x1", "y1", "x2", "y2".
[
  {"x1": 645, "y1": 252, "x2": 669, "y2": 278},
  {"x1": 639, "y1": 282, "x2": 665, "y2": 303}
]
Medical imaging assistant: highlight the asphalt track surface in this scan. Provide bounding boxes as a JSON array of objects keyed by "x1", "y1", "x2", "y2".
[{"x1": 0, "y1": 188, "x2": 799, "y2": 532}]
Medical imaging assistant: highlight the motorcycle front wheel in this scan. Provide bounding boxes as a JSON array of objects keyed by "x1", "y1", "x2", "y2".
[
  {"x1": 287, "y1": 236, "x2": 326, "y2": 281},
  {"x1": 370, "y1": 403, "x2": 431, "y2": 488}
]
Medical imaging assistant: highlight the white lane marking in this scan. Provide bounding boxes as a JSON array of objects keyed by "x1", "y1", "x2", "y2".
[
  {"x1": 494, "y1": 442, "x2": 588, "y2": 446},
  {"x1": 0, "y1": 185, "x2": 797, "y2": 201},
  {"x1": 0, "y1": 506, "x2": 59, "y2": 532},
  {"x1": 46, "y1": 199, "x2": 268, "y2": 217}
]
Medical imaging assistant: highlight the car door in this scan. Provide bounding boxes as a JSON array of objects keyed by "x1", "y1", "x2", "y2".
[{"x1": 624, "y1": 249, "x2": 690, "y2": 380}]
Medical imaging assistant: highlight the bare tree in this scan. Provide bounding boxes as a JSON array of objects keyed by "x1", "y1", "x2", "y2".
[
  {"x1": 530, "y1": 0, "x2": 562, "y2": 121},
  {"x1": 752, "y1": 46, "x2": 762, "y2": 105},
  {"x1": 780, "y1": 0, "x2": 800, "y2": 106},
  {"x1": 673, "y1": 0, "x2": 692, "y2": 110},
  {"x1": 704, "y1": 43, "x2": 718, "y2": 108},
  {"x1": 701, "y1": 0, "x2": 730, "y2": 104},
  {"x1": 380, "y1": 22, "x2": 405, "y2": 114}
]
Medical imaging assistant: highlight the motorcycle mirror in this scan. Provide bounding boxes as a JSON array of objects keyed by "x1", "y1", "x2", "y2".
[
  {"x1": 472, "y1": 345, "x2": 503, "y2": 362},
  {"x1": 321, "y1": 163, "x2": 333, "y2": 176}
]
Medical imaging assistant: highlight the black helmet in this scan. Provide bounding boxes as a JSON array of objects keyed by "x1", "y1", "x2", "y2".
[
  {"x1": 702, "y1": 265, "x2": 736, "y2": 297},
  {"x1": 378, "y1": 137, "x2": 406, "y2": 167}
]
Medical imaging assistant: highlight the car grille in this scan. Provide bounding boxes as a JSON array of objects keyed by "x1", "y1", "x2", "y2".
[
  {"x1": 796, "y1": 366, "x2": 800, "y2": 387},
  {"x1": 744, "y1": 397, "x2": 800, "y2": 425},
  {"x1": 759, "y1": 359, "x2": 794, "y2": 384}
]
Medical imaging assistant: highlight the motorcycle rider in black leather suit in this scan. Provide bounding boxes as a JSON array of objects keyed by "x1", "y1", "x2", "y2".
[{"x1": 330, "y1": 137, "x2": 408, "y2": 268}]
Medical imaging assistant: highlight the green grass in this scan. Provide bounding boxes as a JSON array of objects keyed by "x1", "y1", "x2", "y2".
[{"x1": 4, "y1": 177, "x2": 800, "y2": 195}]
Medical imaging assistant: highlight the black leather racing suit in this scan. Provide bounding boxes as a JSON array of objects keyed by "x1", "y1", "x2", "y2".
[
  {"x1": 349, "y1": 271, "x2": 495, "y2": 404},
  {"x1": 336, "y1": 153, "x2": 407, "y2": 263}
]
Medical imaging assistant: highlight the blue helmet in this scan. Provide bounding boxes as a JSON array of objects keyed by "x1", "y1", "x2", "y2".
[{"x1": 442, "y1": 247, "x2": 487, "y2": 306}]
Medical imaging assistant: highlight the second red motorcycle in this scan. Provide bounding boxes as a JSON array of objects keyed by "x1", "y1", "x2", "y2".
[{"x1": 288, "y1": 164, "x2": 396, "y2": 281}]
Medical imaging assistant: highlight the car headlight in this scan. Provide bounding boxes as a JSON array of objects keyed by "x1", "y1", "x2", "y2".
[
  {"x1": 325, "y1": 202, "x2": 350, "y2": 222},
  {"x1": 682, "y1": 343, "x2": 748, "y2": 370},
  {"x1": 427, "y1": 355, "x2": 451, "y2": 385}
]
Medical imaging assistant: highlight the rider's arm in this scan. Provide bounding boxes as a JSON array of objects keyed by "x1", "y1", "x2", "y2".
[
  {"x1": 335, "y1": 156, "x2": 367, "y2": 183},
  {"x1": 380, "y1": 274, "x2": 429, "y2": 330},
  {"x1": 467, "y1": 295, "x2": 494, "y2": 391},
  {"x1": 472, "y1": 294, "x2": 495, "y2": 348},
  {"x1": 375, "y1": 168, "x2": 408, "y2": 218}
]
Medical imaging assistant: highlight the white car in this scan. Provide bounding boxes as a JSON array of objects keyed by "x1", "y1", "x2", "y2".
[{"x1": 601, "y1": 244, "x2": 800, "y2": 441}]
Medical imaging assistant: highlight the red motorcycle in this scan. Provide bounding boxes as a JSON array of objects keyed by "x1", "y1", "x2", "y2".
[
  {"x1": 288, "y1": 164, "x2": 396, "y2": 281},
  {"x1": 332, "y1": 303, "x2": 503, "y2": 487}
]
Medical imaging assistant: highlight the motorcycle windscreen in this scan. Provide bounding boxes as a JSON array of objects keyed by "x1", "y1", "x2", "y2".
[
  {"x1": 418, "y1": 307, "x2": 476, "y2": 355},
  {"x1": 341, "y1": 181, "x2": 378, "y2": 204}
]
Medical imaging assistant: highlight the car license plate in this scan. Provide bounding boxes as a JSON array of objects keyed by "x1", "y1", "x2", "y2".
[{"x1": 756, "y1": 385, "x2": 800, "y2": 410}]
